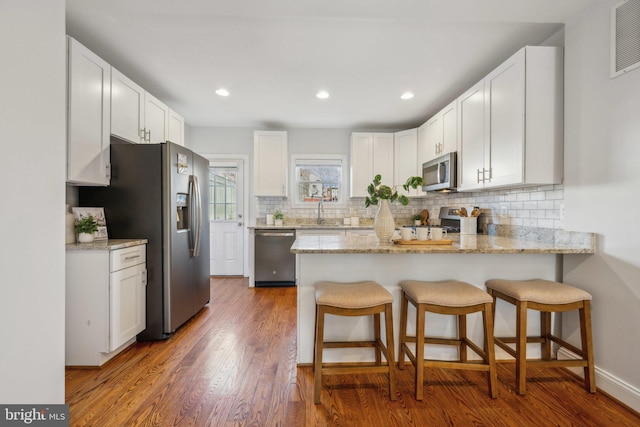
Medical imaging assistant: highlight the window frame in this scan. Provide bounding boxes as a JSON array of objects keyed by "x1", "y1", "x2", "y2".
[{"x1": 289, "y1": 154, "x2": 347, "y2": 208}]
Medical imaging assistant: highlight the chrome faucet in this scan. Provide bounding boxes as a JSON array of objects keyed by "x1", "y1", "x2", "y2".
[{"x1": 317, "y1": 199, "x2": 324, "y2": 225}]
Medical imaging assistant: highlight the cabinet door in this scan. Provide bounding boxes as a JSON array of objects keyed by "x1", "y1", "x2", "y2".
[
  {"x1": 423, "y1": 115, "x2": 441, "y2": 163},
  {"x1": 144, "y1": 93, "x2": 169, "y2": 144},
  {"x1": 393, "y1": 128, "x2": 419, "y2": 197},
  {"x1": 110, "y1": 263, "x2": 146, "y2": 351},
  {"x1": 457, "y1": 80, "x2": 485, "y2": 191},
  {"x1": 111, "y1": 68, "x2": 144, "y2": 143},
  {"x1": 350, "y1": 133, "x2": 373, "y2": 197},
  {"x1": 168, "y1": 109, "x2": 185, "y2": 146},
  {"x1": 372, "y1": 133, "x2": 394, "y2": 190},
  {"x1": 67, "y1": 37, "x2": 111, "y2": 186},
  {"x1": 484, "y1": 49, "x2": 525, "y2": 188},
  {"x1": 254, "y1": 131, "x2": 288, "y2": 196},
  {"x1": 441, "y1": 100, "x2": 458, "y2": 155}
]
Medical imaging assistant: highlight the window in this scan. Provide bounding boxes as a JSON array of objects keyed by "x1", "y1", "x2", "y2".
[
  {"x1": 209, "y1": 166, "x2": 237, "y2": 221},
  {"x1": 291, "y1": 155, "x2": 346, "y2": 207}
]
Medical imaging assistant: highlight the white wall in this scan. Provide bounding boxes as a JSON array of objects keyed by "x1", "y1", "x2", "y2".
[
  {"x1": 0, "y1": 0, "x2": 66, "y2": 403},
  {"x1": 563, "y1": 0, "x2": 640, "y2": 410}
]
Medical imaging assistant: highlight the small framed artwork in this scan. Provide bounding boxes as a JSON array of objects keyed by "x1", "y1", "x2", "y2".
[
  {"x1": 177, "y1": 153, "x2": 189, "y2": 175},
  {"x1": 72, "y1": 207, "x2": 108, "y2": 241}
]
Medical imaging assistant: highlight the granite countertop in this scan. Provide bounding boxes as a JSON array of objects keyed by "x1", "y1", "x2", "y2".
[
  {"x1": 66, "y1": 238, "x2": 148, "y2": 251},
  {"x1": 290, "y1": 233, "x2": 595, "y2": 255}
]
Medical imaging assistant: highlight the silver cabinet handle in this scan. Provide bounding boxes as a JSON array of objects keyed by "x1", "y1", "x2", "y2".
[
  {"x1": 124, "y1": 255, "x2": 140, "y2": 261},
  {"x1": 477, "y1": 168, "x2": 483, "y2": 183}
]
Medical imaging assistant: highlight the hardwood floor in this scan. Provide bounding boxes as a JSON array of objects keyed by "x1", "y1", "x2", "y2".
[{"x1": 66, "y1": 277, "x2": 640, "y2": 426}]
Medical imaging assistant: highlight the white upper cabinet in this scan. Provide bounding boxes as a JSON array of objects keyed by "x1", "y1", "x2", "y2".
[
  {"x1": 254, "y1": 131, "x2": 288, "y2": 197},
  {"x1": 111, "y1": 68, "x2": 145, "y2": 143},
  {"x1": 393, "y1": 128, "x2": 420, "y2": 197},
  {"x1": 441, "y1": 101, "x2": 458, "y2": 157},
  {"x1": 418, "y1": 99, "x2": 457, "y2": 166},
  {"x1": 458, "y1": 46, "x2": 563, "y2": 191},
  {"x1": 111, "y1": 67, "x2": 173, "y2": 144},
  {"x1": 350, "y1": 133, "x2": 394, "y2": 197},
  {"x1": 457, "y1": 80, "x2": 486, "y2": 191},
  {"x1": 67, "y1": 37, "x2": 111, "y2": 186},
  {"x1": 168, "y1": 109, "x2": 185, "y2": 146},
  {"x1": 143, "y1": 92, "x2": 169, "y2": 144}
]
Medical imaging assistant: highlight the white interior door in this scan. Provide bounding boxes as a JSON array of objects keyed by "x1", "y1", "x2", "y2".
[{"x1": 209, "y1": 160, "x2": 245, "y2": 275}]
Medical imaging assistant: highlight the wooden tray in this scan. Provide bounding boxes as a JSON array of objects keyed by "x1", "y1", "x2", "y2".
[{"x1": 393, "y1": 239, "x2": 453, "y2": 245}]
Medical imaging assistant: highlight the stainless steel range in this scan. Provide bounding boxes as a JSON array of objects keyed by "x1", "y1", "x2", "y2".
[{"x1": 437, "y1": 206, "x2": 482, "y2": 233}]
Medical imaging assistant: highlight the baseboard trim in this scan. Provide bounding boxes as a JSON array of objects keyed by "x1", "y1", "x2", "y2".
[{"x1": 558, "y1": 348, "x2": 640, "y2": 413}]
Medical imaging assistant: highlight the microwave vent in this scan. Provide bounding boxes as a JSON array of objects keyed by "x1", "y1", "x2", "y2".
[{"x1": 611, "y1": 0, "x2": 640, "y2": 78}]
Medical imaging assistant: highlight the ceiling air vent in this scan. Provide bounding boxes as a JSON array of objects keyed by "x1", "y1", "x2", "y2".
[{"x1": 611, "y1": 0, "x2": 640, "y2": 78}]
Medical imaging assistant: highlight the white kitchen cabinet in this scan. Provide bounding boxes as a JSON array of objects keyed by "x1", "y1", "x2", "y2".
[
  {"x1": 418, "y1": 100, "x2": 458, "y2": 166},
  {"x1": 144, "y1": 92, "x2": 169, "y2": 144},
  {"x1": 393, "y1": 128, "x2": 420, "y2": 197},
  {"x1": 350, "y1": 132, "x2": 394, "y2": 197},
  {"x1": 66, "y1": 37, "x2": 111, "y2": 186},
  {"x1": 111, "y1": 67, "x2": 145, "y2": 143},
  {"x1": 457, "y1": 80, "x2": 486, "y2": 191},
  {"x1": 254, "y1": 131, "x2": 288, "y2": 197},
  {"x1": 168, "y1": 109, "x2": 185, "y2": 146},
  {"x1": 111, "y1": 67, "x2": 172, "y2": 144},
  {"x1": 66, "y1": 242, "x2": 147, "y2": 366},
  {"x1": 458, "y1": 46, "x2": 563, "y2": 191}
]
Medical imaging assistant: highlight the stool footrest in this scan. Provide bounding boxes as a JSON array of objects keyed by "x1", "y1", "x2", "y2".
[
  {"x1": 423, "y1": 359, "x2": 492, "y2": 372},
  {"x1": 323, "y1": 340, "x2": 378, "y2": 349}
]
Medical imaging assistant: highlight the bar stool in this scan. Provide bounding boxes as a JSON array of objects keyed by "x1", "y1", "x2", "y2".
[
  {"x1": 398, "y1": 280, "x2": 497, "y2": 400},
  {"x1": 486, "y1": 279, "x2": 595, "y2": 395},
  {"x1": 313, "y1": 280, "x2": 396, "y2": 404}
]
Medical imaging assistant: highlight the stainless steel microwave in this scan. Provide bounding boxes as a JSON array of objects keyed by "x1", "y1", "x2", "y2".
[{"x1": 422, "y1": 152, "x2": 457, "y2": 192}]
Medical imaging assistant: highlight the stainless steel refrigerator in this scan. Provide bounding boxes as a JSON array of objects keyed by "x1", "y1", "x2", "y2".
[{"x1": 80, "y1": 139, "x2": 211, "y2": 340}]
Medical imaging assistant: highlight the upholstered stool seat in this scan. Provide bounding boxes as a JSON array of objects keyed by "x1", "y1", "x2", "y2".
[
  {"x1": 398, "y1": 280, "x2": 497, "y2": 400},
  {"x1": 313, "y1": 281, "x2": 396, "y2": 404},
  {"x1": 486, "y1": 279, "x2": 595, "y2": 395}
]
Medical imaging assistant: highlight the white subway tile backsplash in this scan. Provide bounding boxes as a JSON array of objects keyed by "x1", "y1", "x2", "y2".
[{"x1": 255, "y1": 184, "x2": 565, "y2": 230}]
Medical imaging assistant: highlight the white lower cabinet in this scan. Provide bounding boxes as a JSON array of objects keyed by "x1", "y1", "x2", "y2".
[{"x1": 66, "y1": 243, "x2": 147, "y2": 366}]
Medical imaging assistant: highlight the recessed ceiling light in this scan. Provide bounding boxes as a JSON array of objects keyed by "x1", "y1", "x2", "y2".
[
  {"x1": 316, "y1": 91, "x2": 330, "y2": 99},
  {"x1": 401, "y1": 92, "x2": 414, "y2": 100},
  {"x1": 215, "y1": 88, "x2": 229, "y2": 97}
]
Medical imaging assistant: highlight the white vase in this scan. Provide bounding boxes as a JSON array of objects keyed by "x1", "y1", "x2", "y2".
[
  {"x1": 374, "y1": 199, "x2": 395, "y2": 243},
  {"x1": 78, "y1": 232, "x2": 94, "y2": 243},
  {"x1": 274, "y1": 219, "x2": 283, "y2": 226}
]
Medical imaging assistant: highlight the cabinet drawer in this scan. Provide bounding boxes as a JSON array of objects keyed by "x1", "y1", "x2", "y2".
[{"x1": 110, "y1": 245, "x2": 146, "y2": 272}]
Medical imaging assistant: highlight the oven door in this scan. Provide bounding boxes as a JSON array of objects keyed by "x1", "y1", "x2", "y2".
[{"x1": 422, "y1": 152, "x2": 457, "y2": 192}]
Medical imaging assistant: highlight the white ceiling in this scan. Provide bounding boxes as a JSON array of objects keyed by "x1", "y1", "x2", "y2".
[{"x1": 65, "y1": 0, "x2": 594, "y2": 130}]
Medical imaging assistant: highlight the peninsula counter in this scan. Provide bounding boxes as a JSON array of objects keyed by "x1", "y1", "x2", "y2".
[{"x1": 291, "y1": 233, "x2": 594, "y2": 364}]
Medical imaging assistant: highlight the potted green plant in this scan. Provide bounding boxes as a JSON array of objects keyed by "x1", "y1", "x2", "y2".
[
  {"x1": 412, "y1": 214, "x2": 423, "y2": 226},
  {"x1": 364, "y1": 175, "x2": 424, "y2": 243},
  {"x1": 273, "y1": 210, "x2": 284, "y2": 226},
  {"x1": 75, "y1": 215, "x2": 98, "y2": 243}
]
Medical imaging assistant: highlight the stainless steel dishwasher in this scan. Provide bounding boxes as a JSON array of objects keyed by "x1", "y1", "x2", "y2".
[{"x1": 254, "y1": 229, "x2": 296, "y2": 287}]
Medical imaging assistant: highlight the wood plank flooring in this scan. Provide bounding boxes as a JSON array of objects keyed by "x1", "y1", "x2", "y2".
[{"x1": 66, "y1": 277, "x2": 640, "y2": 426}]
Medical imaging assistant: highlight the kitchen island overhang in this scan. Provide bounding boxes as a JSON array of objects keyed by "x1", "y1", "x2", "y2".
[{"x1": 291, "y1": 233, "x2": 595, "y2": 365}]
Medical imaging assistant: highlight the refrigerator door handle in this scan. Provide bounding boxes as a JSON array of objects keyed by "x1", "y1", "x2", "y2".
[
  {"x1": 188, "y1": 177, "x2": 195, "y2": 256},
  {"x1": 192, "y1": 175, "x2": 202, "y2": 257}
]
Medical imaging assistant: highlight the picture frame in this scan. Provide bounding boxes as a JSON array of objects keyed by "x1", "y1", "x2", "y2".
[{"x1": 72, "y1": 207, "x2": 108, "y2": 241}]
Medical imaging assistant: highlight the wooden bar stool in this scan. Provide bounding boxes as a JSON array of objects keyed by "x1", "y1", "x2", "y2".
[
  {"x1": 398, "y1": 280, "x2": 497, "y2": 400},
  {"x1": 313, "y1": 280, "x2": 396, "y2": 404},
  {"x1": 486, "y1": 279, "x2": 595, "y2": 395}
]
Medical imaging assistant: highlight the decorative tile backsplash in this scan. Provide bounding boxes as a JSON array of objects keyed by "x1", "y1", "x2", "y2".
[{"x1": 256, "y1": 183, "x2": 565, "y2": 230}]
